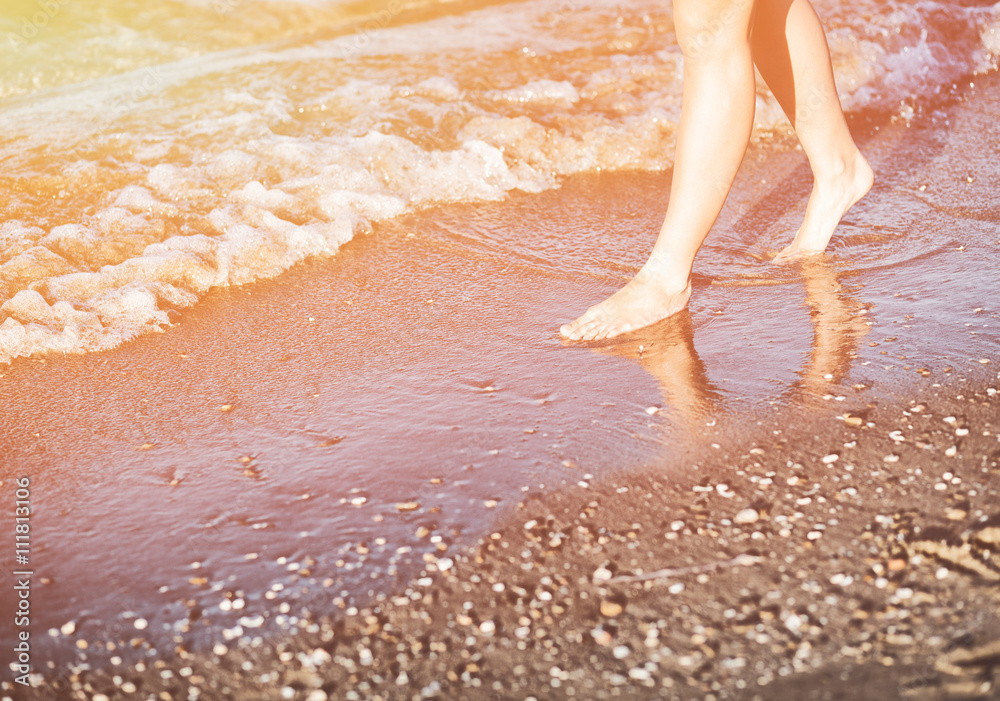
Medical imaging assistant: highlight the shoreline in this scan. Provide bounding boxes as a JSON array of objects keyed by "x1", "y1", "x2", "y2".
[{"x1": 4, "y1": 55, "x2": 1000, "y2": 701}]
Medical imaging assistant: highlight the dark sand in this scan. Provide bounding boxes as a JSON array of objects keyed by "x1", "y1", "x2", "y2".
[{"x1": 3, "y1": 65, "x2": 1000, "y2": 701}]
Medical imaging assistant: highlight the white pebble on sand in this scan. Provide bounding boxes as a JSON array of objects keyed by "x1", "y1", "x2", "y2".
[
  {"x1": 734, "y1": 508, "x2": 759, "y2": 525},
  {"x1": 593, "y1": 566, "x2": 613, "y2": 582}
]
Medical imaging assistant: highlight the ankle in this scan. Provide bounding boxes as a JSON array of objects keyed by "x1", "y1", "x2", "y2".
[
  {"x1": 639, "y1": 256, "x2": 688, "y2": 289},
  {"x1": 812, "y1": 148, "x2": 867, "y2": 186},
  {"x1": 641, "y1": 267, "x2": 691, "y2": 295}
]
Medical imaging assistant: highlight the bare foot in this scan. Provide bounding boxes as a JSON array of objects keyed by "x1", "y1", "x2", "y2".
[
  {"x1": 774, "y1": 151, "x2": 874, "y2": 263},
  {"x1": 560, "y1": 269, "x2": 692, "y2": 341}
]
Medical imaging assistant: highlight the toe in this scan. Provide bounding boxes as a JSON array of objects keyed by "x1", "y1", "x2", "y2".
[{"x1": 561, "y1": 316, "x2": 596, "y2": 340}]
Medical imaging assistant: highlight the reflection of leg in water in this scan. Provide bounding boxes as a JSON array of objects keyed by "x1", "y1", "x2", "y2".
[
  {"x1": 583, "y1": 311, "x2": 722, "y2": 431},
  {"x1": 793, "y1": 261, "x2": 871, "y2": 398},
  {"x1": 754, "y1": 0, "x2": 873, "y2": 262}
]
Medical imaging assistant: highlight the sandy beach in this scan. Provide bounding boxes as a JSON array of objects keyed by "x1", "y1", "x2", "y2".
[{"x1": 3, "y1": 5, "x2": 1000, "y2": 699}]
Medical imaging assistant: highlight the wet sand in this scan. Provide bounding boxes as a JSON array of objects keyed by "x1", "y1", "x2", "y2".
[
  {"x1": 98, "y1": 378, "x2": 996, "y2": 701},
  {"x1": 3, "y1": 63, "x2": 1000, "y2": 701}
]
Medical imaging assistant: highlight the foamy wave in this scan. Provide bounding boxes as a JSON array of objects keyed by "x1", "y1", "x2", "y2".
[{"x1": 3, "y1": 0, "x2": 1000, "y2": 363}]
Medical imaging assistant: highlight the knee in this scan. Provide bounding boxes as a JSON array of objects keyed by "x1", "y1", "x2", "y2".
[{"x1": 673, "y1": 0, "x2": 754, "y2": 60}]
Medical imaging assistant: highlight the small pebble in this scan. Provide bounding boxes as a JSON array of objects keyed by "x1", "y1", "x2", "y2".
[
  {"x1": 734, "y1": 508, "x2": 759, "y2": 525},
  {"x1": 600, "y1": 600, "x2": 624, "y2": 617},
  {"x1": 591, "y1": 627, "x2": 613, "y2": 646}
]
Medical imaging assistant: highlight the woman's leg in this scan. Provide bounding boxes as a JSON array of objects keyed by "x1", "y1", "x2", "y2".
[
  {"x1": 561, "y1": 0, "x2": 758, "y2": 341},
  {"x1": 752, "y1": 0, "x2": 873, "y2": 260}
]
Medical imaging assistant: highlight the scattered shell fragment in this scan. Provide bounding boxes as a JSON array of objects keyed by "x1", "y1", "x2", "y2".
[
  {"x1": 591, "y1": 626, "x2": 613, "y2": 646},
  {"x1": 396, "y1": 501, "x2": 420, "y2": 512},
  {"x1": 734, "y1": 508, "x2": 759, "y2": 525},
  {"x1": 600, "y1": 600, "x2": 624, "y2": 617}
]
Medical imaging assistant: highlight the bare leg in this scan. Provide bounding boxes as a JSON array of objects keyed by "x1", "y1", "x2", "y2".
[
  {"x1": 753, "y1": 0, "x2": 873, "y2": 261},
  {"x1": 561, "y1": 0, "x2": 757, "y2": 341}
]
